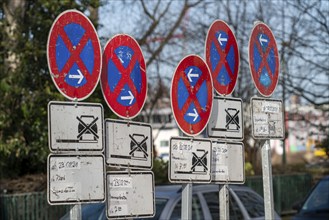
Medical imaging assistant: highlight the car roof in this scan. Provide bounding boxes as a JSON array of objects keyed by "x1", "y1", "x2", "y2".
[
  {"x1": 155, "y1": 184, "x2": 256, "y2": 199},
  {"x1": 321, "y1": 175, "x2": 329, "y2": 181}
]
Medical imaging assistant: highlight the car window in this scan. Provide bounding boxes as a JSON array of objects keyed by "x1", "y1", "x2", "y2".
[
  {"x1": 230, "y1": 193, "x2": 244, "y2": 220},
  {"x1": 234, "y1": 190, "x2": 265, "y2": 218},
  {"x1": 169, "y1": 195, "x2": 204, "y2": 220},
  {"x1": 202, "y1": 191, "x2": 243, "y2": 220},
  {"x1": 302, "y1": 179, "x2": 329, "y2": 212},
  {"x1": 149, "y1": 198, "x2": 168, "y2": 220}
]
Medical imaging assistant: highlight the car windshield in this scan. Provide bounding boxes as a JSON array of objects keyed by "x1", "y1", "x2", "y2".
[
  {"x1": 141, "y1": 198, "x2": 168, "y2": 220},
  {"x1": 234, "y1": 190, "x2": 265, "y2": 218},
  {"x1": 301, "y1": 179, "x2": 329, "y2": 213}
]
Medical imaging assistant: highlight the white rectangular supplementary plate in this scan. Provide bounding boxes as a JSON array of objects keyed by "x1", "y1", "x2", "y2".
[
  {"x1": 48, "y1": 101, "x2": 104, "y2": 151},
  {"x1": 47, "y1": 154, "x2": 105, "y2": 205},
  {"x1": 208, "y1": 97, "x2": 243, "y2": 140},
  {"x1": 169, "y1": 137, "x2": 212, "y2": 183},
  {"x1": 211, "y1": 142, "x2": 245, "y2": 184},
  {"x1": 251, "y1": 97, "x2": 284, "y2": 139},
  {"x1": 106, "y1": 171, "x2": 155, "y2": 219},
  {"x1": 105, "y1": 119, "x2": 152, "y2": 169}
]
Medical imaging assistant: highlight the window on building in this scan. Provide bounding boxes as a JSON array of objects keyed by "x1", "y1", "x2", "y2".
[{"x1": 160, "y1": 140, "x2": 169, "y2": 147}]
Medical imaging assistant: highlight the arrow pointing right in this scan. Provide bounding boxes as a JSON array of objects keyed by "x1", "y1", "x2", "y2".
[
  {"x1": 187, "y1": 108, "x2": 199, "y2": 122},
  {"x1": 69, "y1": 69, "x2": 84, "y2": 84},
  {"x1": 120, "y1": 91, "x2": 134, "y2": 105}
]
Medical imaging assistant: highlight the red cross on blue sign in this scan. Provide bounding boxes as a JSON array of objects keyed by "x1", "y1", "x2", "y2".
[
  {"x1": 101, "y1": 34, "x2": 147, "y2": 119},
  {"x1": 249, "y1": 22, "x2": 280, "y2": 97},
  {"x1": 171, "y1": 55, "x2": 213, "y2": 136},
  {"x1": 47, "y1": 10, "x2": 101, "y2": 101},
  {"x1": 205, "y1": 20, "x2": 240, "y2": 95}
]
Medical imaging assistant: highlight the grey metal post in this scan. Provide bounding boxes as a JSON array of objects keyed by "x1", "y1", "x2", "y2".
[
  {"x1": 70, "y1": 204, "x2": 82, "y2": 220},
  {"x1": 219, "y1": 184, "x2": 229, "y2": 220},
  {"x1": 262, "y1": 140, "x2": 274, "y2": 219},
  {"x1": 182, "y1": 183, "x2": 192, "y2": 220}
]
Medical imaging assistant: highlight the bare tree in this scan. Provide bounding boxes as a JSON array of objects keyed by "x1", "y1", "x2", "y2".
[{"x1": 99, "y1": 0, "x2": 329, "y2": 172}]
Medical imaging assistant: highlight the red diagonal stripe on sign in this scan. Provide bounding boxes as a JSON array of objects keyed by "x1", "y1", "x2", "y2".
[
  {"x1": 178, "y1": 69, "x2": 209, "y2": 119},
  {"x1": 57, "y1": 27, "x2": 93, "y2": 82},
  {"x1": 255, "y1": 39, "x2": 275, "y2": 80},
  {"x1": 212, "y1": 35, "x2": 235, "y2": 81},
  {"x1": 111, "y1": 51, "x2": 139, "y2": 98}
]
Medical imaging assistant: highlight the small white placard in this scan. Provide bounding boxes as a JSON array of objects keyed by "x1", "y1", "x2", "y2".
[
  {"x1": 251, "y1": 97, "x2": 284, "y2": 139},
  {"x1": 208, "y1": 97, "x2": 243, "y2": 140},
  {"x1": 107, "y1": 171, "x2": 155, "y2": 219},
  {"x1": 48, "y1": 101, "x2": 104, "y2": 151},
  {"x1": 47, "y1": 154, "x2": 105, "y2": 205},
  {"x1": 211, "y1": 142, "x2": 245, "y2": 184},
  {"x1": 169, "y1": 137, "x2": 212, "y2": 183},
  {"x1": 105, "y1": 119, "x2": 153, "y2": 169}
]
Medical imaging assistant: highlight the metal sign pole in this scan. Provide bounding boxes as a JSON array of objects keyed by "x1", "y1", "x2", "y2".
[
  {"x1": 219, "y1": 184, "x2": 229, "y2": 220},
  {"x1": 70, "y1": 204, "x2": 81, "y2": 220},
  {"x1": 181, "y1": 183, "x2": 192, "y2": 220},
  {"x1": 262, "y1": 139, "x2": 274, "y2": 219}
]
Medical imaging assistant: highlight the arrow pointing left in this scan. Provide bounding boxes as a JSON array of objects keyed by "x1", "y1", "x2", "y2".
[
  {"x1": 259, "y1": 34, "x2": 268, "y2": 46},
  {"x1": 217, "y1": 33, "x2": 227, "y2": 46},
  {"x1": 121, "y1": 91, "x2": 134, "y2": 105},
  {"x1": 69, "y1": 69, "x2": 84, "y2": 84},
  {"x1": 187, "y1": 69, "x2": 199, "y2": 82}
]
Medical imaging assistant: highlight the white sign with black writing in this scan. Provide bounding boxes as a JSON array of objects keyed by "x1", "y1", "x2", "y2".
[
  {"x1": 105, "y1": 119, "x2": 152, "y2": 169},
  {"x1": 106, "y1": 171, "x2": 155, "y2": 219},
  {"x1": 251, "y1": 97, "x2": 284, "y2": 139},
  {"x1": 208, "y1": 97, "x2": 243, "y2": 140},
  {"x1": 47, "y1": 154, "x2": 105, "y2": 205},
  {"x1": 169, "y1": 137, "x2": 212, "y2": 183},
  {"x1": 48, "y1": 101, "x2": 104, "y2": 151},
  {"x1": 211, "y1": 142, "x2": 245, "y2": 184}
]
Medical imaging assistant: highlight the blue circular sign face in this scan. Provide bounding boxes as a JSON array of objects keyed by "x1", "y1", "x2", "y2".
[
  {"x1": 205, "y1": 20, "x2": 240, "y2": 95},
  {"x1": 47, "y1": 10, "x2": 102, "y2": 101},
  {"x1": 101, "y1": 34, "x2": 147, "y2": 119},
  {"x1": 249, "y1": 22, "x2": 279, "y2": 97},
  {"x1": 171, "y1": 55, "x2": 213, "y2": 136}
]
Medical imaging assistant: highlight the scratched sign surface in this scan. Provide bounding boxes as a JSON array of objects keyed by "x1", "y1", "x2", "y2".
[
  {"x1": 205, "y1": 20, "x2": 240, "y2": 95},
  {"x1": 106, "y1": 171, "x2": 155, "y2": 219},
  {"x1": 105, "y1": 119, "x2": 152, "y2": 169},
  {"x1": 101, "y1": 34, "x2": 147, "y2": 119},
  {"x1": 47, "y1": 10, "x2": 102, "y2": 101},
  {"x1": 249, "y1": 22, "x2": 280, "y2": 97},
  {"x1": 169, "y1": 137, "x2": 212, "y2": 183},
  {"x1": 48, "y1": 101, "x2": 104, "y2": 152},
  {"x1": 47, "y1": 154, "x2": 105, "y2": 205},
  {"x1": 251, "y1": 97, "x2": 284, "y2": 139},
  {"x1": 170, "y1": 55, "x2": 213, "y2": 136},
  {"x1": 211, "y1": 142, "x2": 245, "y2": 184}
]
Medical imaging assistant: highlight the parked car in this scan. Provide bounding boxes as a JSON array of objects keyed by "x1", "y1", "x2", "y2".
[
  {"x1": 292, "y1": 175, "x2": 329, "y2": 220},
  {"x1": 61, "y1": 184, "x2": 281, "y2": 220}
]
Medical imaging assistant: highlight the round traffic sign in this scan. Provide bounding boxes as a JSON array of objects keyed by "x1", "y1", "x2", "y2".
[
  {"x1": 171, "y1": 55, "x2": 213, "y2": 136},
  {"x1": 47, "y1": 10, "x2": 102, "y2": 101},
  {"x1": 101, "y1": 34, "x2": 147, "y2": 119},
  {"x1": 248, "y1": 22, "x2": 280, "y2": 97},
  {"x1": 205, "y1": 20, "x2": 239, "y2": 95}
]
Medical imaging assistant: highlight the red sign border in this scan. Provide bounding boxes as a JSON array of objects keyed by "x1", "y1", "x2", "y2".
[
  {"x1": 47, "y1": 10, "x2": 102, "y2": 101},
  {"x1": 101, "y1": 34, "x2": 147, "y2": 119},
  {"x1": 205, "y1": 20, "x2": 240, "y2": 96},
  {"x1": 170, "y1": 55, "x2": 213, "y2": 136},
  {"x1": 248, "y1": 22, "x2": 280, "y2": 97}
]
